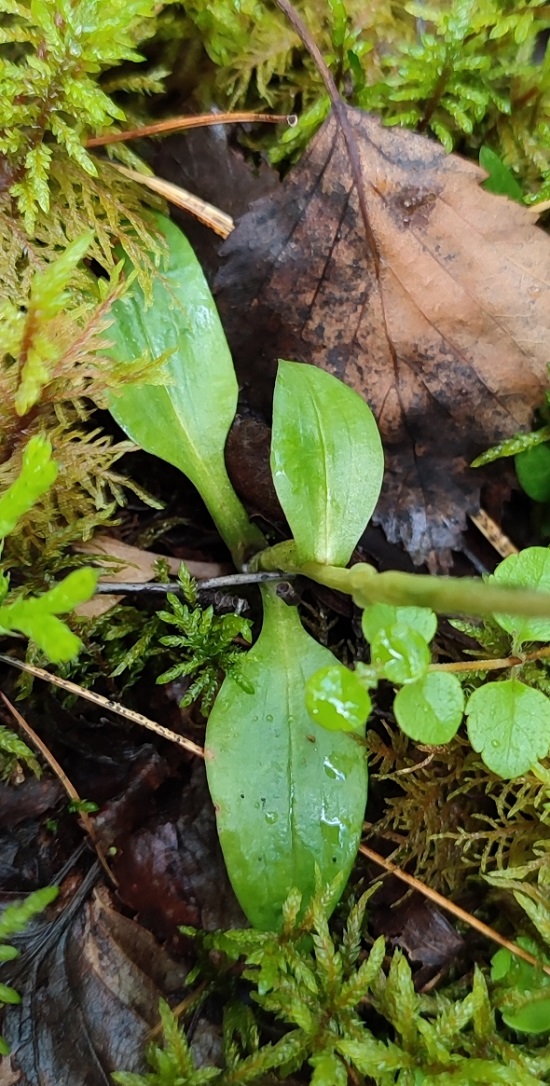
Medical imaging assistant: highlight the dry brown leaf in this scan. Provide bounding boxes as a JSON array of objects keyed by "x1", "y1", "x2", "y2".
[
  {"x1": 3, "y1": 885, "x2": 187, "y2": 1085},
  {"x1": 216, "y1": 107, "x2": 550, "y2": 566},
  {"x1": 74, "y1": 535, "x2": 230, "y2": 617}
]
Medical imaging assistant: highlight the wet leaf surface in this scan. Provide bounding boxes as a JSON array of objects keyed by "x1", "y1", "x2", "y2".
[
  {"x1": 3, "y1": 884, "x2": 187, "y2": 1086},
  {"x1": 216, "y1": 106, "x2": 550, "y2": 566},
  {"x1": 113, "y1": 763, "x2": 246, "y2": 937},
  {"x1": 371, "y1": 892, "x2": 465, "y2": 989}
]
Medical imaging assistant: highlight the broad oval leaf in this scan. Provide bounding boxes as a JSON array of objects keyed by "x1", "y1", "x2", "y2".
[
  {"x1": 205, "y1": 588, "x2": 368, "y2": 930},
  {"x1": 270, "y1": 360, "x2": 383, "y2": 566},
  {"x1": 491, "y1": 548, "x2": 550, "y2": 645},
  {"x1": 394, "y1": 671, "x2": 464, "y2": 745},
  {"x1": 107, "y1": 213, "x2": 263, "y2": 565},
  {"x1": 466, "y1": 678, "x2": 550, "y2": 778}
]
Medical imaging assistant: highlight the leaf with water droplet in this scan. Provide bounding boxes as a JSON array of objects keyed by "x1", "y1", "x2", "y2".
[
  {"x1": 205, "y1": 587, "x2": 368, "y2": 929},
  {"x1": 370, "y1": 625, "x2": 430, "y2": 685},
  {"x1": 305, "y1": 664, "x2": 371, "y2": 733},
  {"x1": 394, "y1": 671, "x2": 464, "y2": 744},
  {"x1": 466, "y1": 678, "x2": 550, "y2": 778}
]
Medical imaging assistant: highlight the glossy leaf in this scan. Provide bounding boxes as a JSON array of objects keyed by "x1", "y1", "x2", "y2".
[
  {"x1": 270, "y1": 360, "x2": 383, "y2": 566},
  {"x1": 107, "y1": 214, "x2": 263, "y2": 566},
  {"x1": 362, "y1": 603, "x2": 437, "y2": 645},
  {"x1": 466, "y1": 679, "x2": 550, "y2": 778},
  {"x1": 480, "y1": 146, "x2": 524, "y2": 203},
  {"x1": 205, "y1": 588, "x2": 368, "y2": 930},
  {"x1": 305, "y1": 664, "x2": 372, "y2": 733},
  {"x1": 490, "y1": 548, "x2": 550, "y2": 645},
  {"x1": 491, "y1": 936, "x2": 550, "y2": 1034},
  {"x1": 515, "y1": 443, "x2": 550, "y2": 503},
  {"x1": 394, "y1": 672, "x2": 464, "y2": 744},
  {"x1": 370, "y1": 625, "x2": 431, "y2": 685}
]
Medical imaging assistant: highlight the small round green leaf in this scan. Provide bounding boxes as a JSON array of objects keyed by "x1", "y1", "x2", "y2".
[
  {"x1": 306, "y1": 665, "x2": 372, "y2": 733},
  {"x1": 516, "y1": 444, "x2": 550, "y2": 503},
  {"x1": 362, "y1": 603, "x2": 437, "y2": 645},
  {"x1": 490, "y1": 548, "x2": 550, "y2": 644},
  {"x1": 466, "y1": 678, "x2": 550, "y2": 778},
  {"x1": 370, "y1": 626, "x2": 431, "y2": 685},
  {"x1": 394, "y1": 672, "x2": 464, "y2": 744},
  {"x1": 491, "y1": 937, "x2": 550, "y2": 1034}
]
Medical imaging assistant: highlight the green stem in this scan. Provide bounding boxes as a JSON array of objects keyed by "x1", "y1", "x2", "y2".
[
  {"x1": 255, "y1": 541, "x2": 550, "y2": 621},
  {"x1": 194, "y1": 455, "x2": 265, "y2": 569}
]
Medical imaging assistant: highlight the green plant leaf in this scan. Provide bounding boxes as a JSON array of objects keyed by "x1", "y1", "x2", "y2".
[
  {"x1": 491, "y1": 936, "x2": 550, "y2": 1034},
  {"x1": 0, "y1": 435, "x2": 58, "y2": 540},
  {"x1": 15, "y1": 232, "x2": 94, "y2": 415},
  {"x1": 270, "y1": 360, "x2": 383, "y2": 566},
  {"x1": 370, "y1": 625, "x2": 431, "y2": 685},
  {"x1": 362, "y1": 603, "x2": 437, "y2": 645},
  {"x1": 305, "y1": 664, "x2": 372, "y2": 732},
  {"x1": 480, "y1": 146, "x2": 524, "y2": 203},
  {"x1": 205, "y1": 587, "x2": 368, "y2": 929},
  {"x1": 466, "y1": 678, "x2": 550, "y2": 778},
  {"x1": 393, "y1": 671, "x2": 464, "y2": 744},
  {"x1": 0, "y1": 567, "x2": 98, "y2": 662},
  {"x1": 490, "y1": 548, "x2": 550, "y2": 644},
  {"x1": 515, "y1": 444, "x2": 550, "y2": 503},
  {"x1": 107, "y1": 213, "x2": 263, "y2": 566},
  {"x1": 310, "y1": 1050, "x2": 348, "y2": 1086}
]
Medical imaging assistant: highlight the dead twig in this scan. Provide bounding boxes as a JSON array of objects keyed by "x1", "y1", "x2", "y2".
[
  {"x1": 360, "y1": 843, "x2": 550, "y2": 977},
  {"x1": 0, "y1": 691, "x2": 117, "y2": 885}
]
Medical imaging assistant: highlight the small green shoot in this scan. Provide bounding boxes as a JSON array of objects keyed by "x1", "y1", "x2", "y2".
[
  {"x1": 0, "y1": 435, "x2": 97, "y2": 662},
  {"x1": 156, "y1": 564, "x2": 253, "y2": 715}
]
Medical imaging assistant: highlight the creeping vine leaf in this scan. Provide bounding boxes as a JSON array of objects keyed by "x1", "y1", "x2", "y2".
[
  {"x1": 490, "y1": 548, "x2": 550, "y2": 646},
  {"x1": 466, "y1": 678, "x2": 550, "y2": 778},
  {"x1": 217, "y1": 105, "x2": 550, "y2": 565},
  {"x1": 394, "y1": 671, "x2": 464, "y2": 745}
]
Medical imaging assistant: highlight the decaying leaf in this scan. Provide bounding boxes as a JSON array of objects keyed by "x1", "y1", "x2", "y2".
[
  {"x1": 2, "y1": 886, "x2": 187, "y2": 1086},
  {"x1": 216, "y1": 107, "x2": 550, "y2": 566}
]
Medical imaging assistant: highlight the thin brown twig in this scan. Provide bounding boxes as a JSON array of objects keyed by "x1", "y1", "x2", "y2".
[
  {"x1": 273, "y1": 0, "x2": 380, "y2": 274},
  {"x1": 360, "y1": 843, "x2": 550, "y2": 977},
  {"x1": 432, "y1": 644, "x2": 550, "y2": 674},
  {"x1": 0, "y1": 691, "x2": 117, "y2": 885},
  {"x1": 109, "y1": 165, "x2": 235, "y2": 238},
  {"x1": 0, "y1": 654, "x2": 204, "y2": 759},
  {"x1": 86, "y1": 111, "x2": 296, "y2": 148}
]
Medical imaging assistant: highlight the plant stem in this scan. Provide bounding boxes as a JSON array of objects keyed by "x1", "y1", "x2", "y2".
[
  {"x1": 193, "y1": 455, "x2": 265, "y2": 569},
  {"x1": 255, "y1": 541, "x2": 550, "y2": 620},
  {"x1": 432, "y1": 645, "x2": 550, "y2": 674}
]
